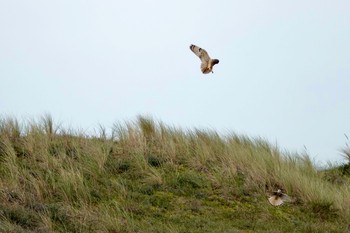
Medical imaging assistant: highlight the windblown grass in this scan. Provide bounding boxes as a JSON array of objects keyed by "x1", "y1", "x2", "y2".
[{"x1": 0, "y1": 115, "x2": 349, "y2": 232}]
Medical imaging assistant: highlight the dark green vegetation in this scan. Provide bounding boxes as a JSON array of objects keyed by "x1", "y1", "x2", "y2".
[{"x1": 0, "y1": 115, "x2": 349, "y2": 232}]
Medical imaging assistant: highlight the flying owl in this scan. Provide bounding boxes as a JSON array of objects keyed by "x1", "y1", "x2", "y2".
[
  {"x1": 190, "y1": 44, "x2": 219, "y2": 74},
  {"x1": 268, "y1": 189, "x2": 292, "y2": 206}
]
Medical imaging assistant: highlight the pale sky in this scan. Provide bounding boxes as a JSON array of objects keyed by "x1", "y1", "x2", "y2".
[{"x1": 1, "y1": 0, "x2": 349, "y2": 164}]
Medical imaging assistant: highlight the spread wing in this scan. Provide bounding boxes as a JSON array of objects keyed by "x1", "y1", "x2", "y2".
[
  {"x1": 190, "y1": 44, "x2": 211, "y2": 64},
  {"x1": 268, "y1": 196, "x2": 284, "y2": 206}
]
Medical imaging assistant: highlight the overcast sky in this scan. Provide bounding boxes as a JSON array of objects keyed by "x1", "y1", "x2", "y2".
[{"x1": 1, "y1": 0, "x2": 349, "y2": 164}]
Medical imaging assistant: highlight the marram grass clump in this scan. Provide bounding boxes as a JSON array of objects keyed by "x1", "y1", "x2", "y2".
[{"x1": 0, "y1": 115, "x2": 349, "y2": 232}]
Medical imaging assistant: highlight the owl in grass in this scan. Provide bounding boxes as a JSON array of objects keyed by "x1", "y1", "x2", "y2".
[
  {"x1": 268, "y1": 189, "x2": 292, "y2": 206},
  {"x1": 190, "y1": 44, "x2": 219, "y2": 74}
]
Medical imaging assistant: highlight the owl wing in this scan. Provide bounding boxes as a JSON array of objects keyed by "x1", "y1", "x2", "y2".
[
  {"x1": 190, "y1": 44, "x2": 211, "y2": 64},
  {"x1": 268, "y1": 196, "x2": 284, "y2": 206}
]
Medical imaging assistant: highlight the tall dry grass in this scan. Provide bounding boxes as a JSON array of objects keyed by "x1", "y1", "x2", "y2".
[{"x1": 0, "y1": 115, "x2": 349, "y2": 232}]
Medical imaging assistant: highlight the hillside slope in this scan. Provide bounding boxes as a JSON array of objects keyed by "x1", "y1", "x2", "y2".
[{"x1": 0, "y1": 116, "x2": 349, "y2": 232}]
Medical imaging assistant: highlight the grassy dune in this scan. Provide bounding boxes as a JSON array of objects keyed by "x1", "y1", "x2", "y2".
[{"x1": 0, "y1": 115, "x2": 349, "y2": 232}]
